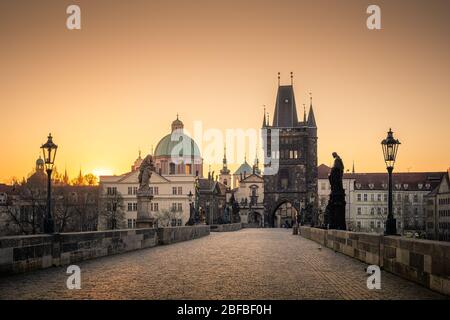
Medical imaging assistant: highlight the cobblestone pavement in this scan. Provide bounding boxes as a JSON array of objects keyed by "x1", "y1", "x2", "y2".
[{"x1": 0, "y1": 229, "x2": 446, "y2": 300}]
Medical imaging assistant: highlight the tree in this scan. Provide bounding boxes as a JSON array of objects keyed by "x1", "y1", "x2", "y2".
[
  {"x1": 99, "y1": 192, "x2": 125, "y2": 230},
  {"x1": 155, "y1": 208, "x2": 183, "y2": 227},
  {"x1": 2, "y1": 184, "x2": 46, "y2": 235},
  {"x1": 84, "y1": 173, "x2": 98, "y2": 186}
]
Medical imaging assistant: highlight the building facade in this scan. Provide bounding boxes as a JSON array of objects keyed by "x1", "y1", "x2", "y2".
[
  {"x1": 318, "y1": 164, "x2": 445, "y2": 236},
  {"x1": 262, "y1": 76, "x2": 318, "y2": 227},
  {"x1": 425, "y1": 172, "x2": 450, "y2": 241}
]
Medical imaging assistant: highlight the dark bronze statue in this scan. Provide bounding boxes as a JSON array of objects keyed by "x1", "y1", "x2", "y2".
[{"x1": 324, "y1": 152, "x2": 347, "y2": 230}]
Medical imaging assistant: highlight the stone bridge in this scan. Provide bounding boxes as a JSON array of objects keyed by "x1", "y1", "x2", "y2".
[{"x1": 0, "y1": 229, "x2": 446, "y2": 300}]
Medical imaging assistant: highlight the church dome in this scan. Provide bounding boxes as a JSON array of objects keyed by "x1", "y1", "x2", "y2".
[
  {"x1": 154, "y1": 133, "x2": 201, "y2": 158},
  {"x1": 234, "y1": 160, "x2": 252, "y2": 175},
  {"x1": 154, "y1": 116, "x2": 201, "y2": 159},
  {"x1": 36, "y1": 156, "x2": 44, "y2": 167}
]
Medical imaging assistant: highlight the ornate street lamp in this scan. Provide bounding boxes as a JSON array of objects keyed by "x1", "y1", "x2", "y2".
[
  {"x1": 381, "y1": 128, "x2": 401, "y2": 235},
  {"x1": 187, "y1": 190, "x2": 195, "y2": 225},
  {"x1": 41, "y1": 133, "x2": 58, "y2": 233}
]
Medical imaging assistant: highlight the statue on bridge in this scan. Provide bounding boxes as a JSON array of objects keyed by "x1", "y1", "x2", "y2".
[
  {"x1": 324, "y1": 152, "x2": 347, "y2": 230},
  {"x1": 136, "y1": 154, "x2": 156, "y2": 228},
  {"x1": 138, "y1": 155, "x2": 155, "y2": 192}
]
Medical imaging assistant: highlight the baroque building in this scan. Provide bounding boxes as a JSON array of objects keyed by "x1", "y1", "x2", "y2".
[
  {"x1": 262, "y1": 74, "x2": 318, "y2": 227},
  {"x1": 99, "y1": 116, "x2": 201, "y2": 229}
]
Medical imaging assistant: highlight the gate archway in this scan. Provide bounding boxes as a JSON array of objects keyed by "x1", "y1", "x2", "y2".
[{"x1": 271, "y1": 201, "x2": 298, "y2": 228}]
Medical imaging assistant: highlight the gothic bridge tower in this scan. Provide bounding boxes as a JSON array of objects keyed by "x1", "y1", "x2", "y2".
[{"x1": 262, "y1": 73, "x2": 318, "y2": 227}]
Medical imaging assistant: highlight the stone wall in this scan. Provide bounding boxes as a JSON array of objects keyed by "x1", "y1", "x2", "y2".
[
  {"x1": 156, "y1": 225, "x2": 210, "y2": 245},
  {"x1": 210, "y1": 223, "x2": 242, "y2": 232},
  {"x1": 298, "y1": 226, "x2": 450, "y2": 296},
  {"x1": 0, "y1": 225, "x2": 209, "y2": 275}
]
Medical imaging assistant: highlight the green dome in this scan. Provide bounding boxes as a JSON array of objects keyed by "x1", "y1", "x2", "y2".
[
  {"x1": 234, "y1": 161, "x2": 253, "y2": 175},
  {"x1": 154, "y1": 133, "x2": 201, "y2": 158}
]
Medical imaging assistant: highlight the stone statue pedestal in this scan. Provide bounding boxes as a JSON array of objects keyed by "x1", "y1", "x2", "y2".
[
  {"x1": 325, "y1": 190, "x2": 346, "y2": 230},
  {"x1": 136, "y1": 190, "x2": 154, "y2": 229}
]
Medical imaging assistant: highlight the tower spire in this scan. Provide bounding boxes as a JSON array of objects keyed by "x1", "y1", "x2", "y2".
[
  {"x1": 303, "y1": 103, "x2": 306, "y2": 122},
  {"x1": 352, "y1": 161, "x2": 355, "y2": 174},
  {"x1": 262, "y1": 105, "x2": 267, "y2": 127},
  {"x1": 278, "y1": 72, "x2": 280, "y2": 86},
  {"x1": 290, "y1": 71, "x2": 293, "y2": 85},
  {"x1": 307, "y1": 91, "x2": 317, "y2": 127}
]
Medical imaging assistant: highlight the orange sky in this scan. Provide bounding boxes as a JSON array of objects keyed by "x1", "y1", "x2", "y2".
[{"x1": 1, "y1": 0, "x2": 449, "y2": 183}]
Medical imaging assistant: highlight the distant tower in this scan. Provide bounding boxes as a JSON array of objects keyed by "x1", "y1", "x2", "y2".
[
  {"x1": 219, "y1": 145, "x2": 231, "y2": 187},
  {"x1": 262, "y1": 73, "x2": 318, "y2": 227}
]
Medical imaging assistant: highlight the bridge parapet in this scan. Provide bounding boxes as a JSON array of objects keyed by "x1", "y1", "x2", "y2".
[
  {"x1": 0, "y1": 225, "x2": 210, "y2": 275},
  {"x1": 298, "y1": 226, "x2": 450, "y2": 296},
  {"x1": 210, "y1": 223, "x2": 243, "y2": 232}
]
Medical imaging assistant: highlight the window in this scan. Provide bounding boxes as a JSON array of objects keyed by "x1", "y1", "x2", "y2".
[
  {"x1": 133, "y1": 187, "x2": 138, "y2": 195},
  {"x1": 172, "y1": 203, "x2": 177, "y2": 211},
  {"x1": 357, "y1": 194, "x2": 362, "y2": 202},
  {"x1": 377, "y1": 207, "x2": 381, "y2": 215},
  {"x1": 413, "y1": 194, "x2": 419, "y2": 203},
  {"x1": 177, "y1": 203, "x2": 182, "y2": 212},
  {"x1": 384, "y1": 194, "x2": 388, "y2": 202},
  {"x1": 177, "y1": 219, "x2": 182, "y2": 226},
  {"x1": 133, "y1": 219, "x2": 136, "y2": 228},
  {"x1": 173, "y1": 187, "x2": 177, "y2": 195},
  {"x1": 171, "y1": 219, "x2": 177, "y2": 227},
  {"x1": 377, "y1": 221, "x2": 381, "y2": 228},
  {"x1": 154, "y1": 187, "x2": 159, "y2": 195},
  {"x1": 357, "y1": 221, "x2": 362, "y2": 228},
  {"x1": 186, "y1": 164, "x2": 192, "y2": 175},
  {"x1": 169, "y1": 163, "x2": 176, "y2": 175},
  {"x1": 153, "y1": 203, "x2": 159, "y2": 211},
  {"x1": 133, "y1": 203, "x2": 137, "y2": 211},
  {"x1": 127, "y1": 203, "x2": 133, "y2": 212},
  {"x1": 128, "y1": 187, "x2": 133, "y2": 195},
  {"x1": 371, "y1": 194, "x2": 374, "y2": 201},
  {"x1": 363, "y1": 194, "x2": 368, "y2": 202},
  {"x1": 377, "y1": 194, "x2": 382, "y2": 202},
  {"x1": 127, "y1": 219, "x2": 133, "y2": 228},
  {"x1": 106, "y1": 187, "x2": 117, "y2": 195},
  {"x1": 370, "y1": 221, "x2": 375, "y2": 228},
  {"x1": 357, "y1": 207, "x2": 362, "y2": 215},
  {"x1": 149, "y1": 187, "x2": 153, "y2": 195},
  {"x1": 370, "y1": 208, "x2": 375, "y2": 215},
  {"x1": 178, "y1": 187, "x2": 182, "y2": 195}
]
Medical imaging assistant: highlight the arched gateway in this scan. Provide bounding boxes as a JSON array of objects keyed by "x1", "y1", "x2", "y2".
[{"x1": 269, "y1": 201, "x2": 299, "y2": 228}]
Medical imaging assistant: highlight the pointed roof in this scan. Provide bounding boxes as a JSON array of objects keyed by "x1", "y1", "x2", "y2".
[
  {"x1": 220, "y1": 145, "x2": 230, "y2": 175},
  {"x1": 307, "y1": 105, "x2": 316, "y2": 127},
  {"x1": 272, "y1": 85, "x2": 298, "y2": 127},
  {"x1": 262, "y1": 106, "x2": 267, "y2": 127}
]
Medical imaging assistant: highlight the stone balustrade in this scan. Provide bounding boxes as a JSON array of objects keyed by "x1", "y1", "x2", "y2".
[
  {"x1": 209, "y1": 223, "x2": 243, "y2": 232},
  {"x1": 298, "y1": 226, "x2": 450, "y2": 296},
  {"x1": 0, "y1": 225, "x2": 210, "y2": 275}
]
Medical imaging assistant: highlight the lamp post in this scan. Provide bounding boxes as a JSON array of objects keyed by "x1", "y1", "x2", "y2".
[
  {"x1": 41, "y1": 133, "x2": 58, "y2": 233},
  {"x1": 381, "y1": 128, "x2": 401, "y2": 235}
]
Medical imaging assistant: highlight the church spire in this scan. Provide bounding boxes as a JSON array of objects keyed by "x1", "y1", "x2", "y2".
[
  {"x1": 303, "y1": 103, "x2": 307, "y2": 122},
  {"x1": 278, "y1": 72, "x2": 280, "y2": 86},
  {"x1": 352, "y1": 161, "x2": 355, "y2": 174},
  {"x1": 262, "y1": 105, "x2": 267, "y2": 127},
  {"x1": 290, "y1": 71, "x2": 293, "y2": 85},
  {"x1": 307, "y1": 91, "x2": 317, "y2": 127}
]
